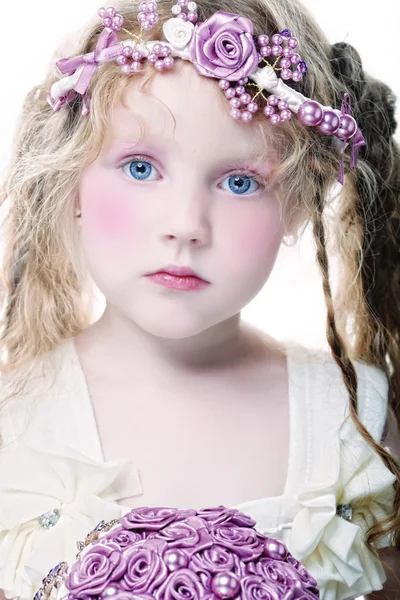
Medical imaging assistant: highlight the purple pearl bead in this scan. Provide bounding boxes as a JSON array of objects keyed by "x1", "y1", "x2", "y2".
[
  {"x1": 272, "y1": 34, "x2": 283, "y2": 45},
  {"x1": 268, "y1": 95, "x2": 279, "y2": 106},
  {"x1": 264, "y1": 539, "x2": 288, "y2": 560},
  {"x1": 148, "y1": 12, "x2": 158, "y2": 24},
  {"x1": 291, "y1": 53, "x2": 300, "y2": 65},
  {"x1": 163, "y1": 549, "x2": 189, "y2": 572},
  {"x1": 278, "y1": 100, "x2": 288, "y2": 110},
  {"x1": 113, "y1": 15, "x2": 123, "y2": 26},
  {"x1": 117, "y1": 55, "x2": 127, "y2": 65},
  {"x1": 280, "y1": 109, "x2": 292, "y2": 121},
  {"x1": 282, "y1": 47, "x2": 293, "y2": 58},
  {"x1": 187, "y1": 12, "x2": 198, "y2": 22},
  {"x1": 132, "y1": 50, "x2": 143, "y2": 61},
  {"x1": 148, "y1": 53, "x2": 158, "y2": 64},
  {"x1": 280, "y1": 57, "x2": 291, "y2": 69},
  {"x1": 211, "y1": 572, "x2": 240, "y2": 599},
  {"x1": 248, "y1": 102, "x2": 259, "y2": 113},
  {"x1": 272, "y1": 45, "x2": 283, "y2": 56},
  {"x1": 241, "y1": 111, "x2": 253, "y2": 122},
  {"x1": 178, "y1": 0, "x2": 188, "y2": 6},
  {"x1": 260, "y1": 45, "x2": 272, "y2": 57},
  {"x1": 316, "y1": 109, "x2": 341, "y2": 135},
  {"x1": 106, "y1": 6, "x2": 117, "y2": 17},
  {"x1": 270, "y1": 114, "x2": 281, "y2": 125},
  {"x1": 225, "y1": 88, "x2": 236, "y2": 99},
  {"x1": 231, "y1": 108, "x2": 241, "y2": 120},
  {"x1": 281, "y1": 29, "x2": 292, "y2": 39},
  {"x1": 153, "y1": 43, "x2": 162, "y2": 54},
  {"x1": 230, "y1": 97, "x2": 241, "y2": 109},
  {"x1": 238, "y1": 77, "x2": 249, "y2": 85},
  {"x1": 281, "y1": 68, "x2": 292, "y2": 81},
  {"x1": 263, "y1": 105, "x2": 275, "y2": 117},
  {"x1": 298, "y1": 101, "x2": 324, "y2": 126},
  {"x1": 258, "y1": 34, "x2": 269, "y2": 46},
  {"x1": 163, "y1": 56, "x2": 175, "y2": 69},
  {"x1": 161, "y1": 46, "x2": 171, "y2": 57},
  {"x1": 103, "y1": 17, "x2": 112, "y2": 26},
  {"x1": 139, "y1": 1, "x2": 148, "y2": 11},
  {"x1": 235, "y1": 85, "x2": 245, "y2": 96},
  {"x1": 240, "y1": 93, "x2": 251, "y2": 105},
  {"x1": 142, "y1": 20, "x2": 153, "y2": 30},
  {"x1": 98, "y1": 7, "x2": 106, "y2": 17},
  {"x1": 147, "y1": 1, "x2": 156, "y2": 11},
  {"x1": 335, "y1": 114, "x2": 358, "y2": 140},
  {"x1": 131, "y1": 61, "x2": 143, "y2": 71},
  {"x1": 219, "y1": 80, "x2": 230, "y2": 91},
  {"x1": 154, "y1": 59, "x2": 165, "y2": 71},
  {"x1": 122, "y1": 46, "x2": 133, "y2": 57},
  {"x1": 137, "y1": 12, "x2": 147, "y2": 22},
  {"x1": 121, "y1": 64, "x2": 131, "y2": 74},
  {"x1": 288, "y1": 37, "x2": 299, "y2": 49},
  {"x1": 291, "y1": 71, "x2": 302, "y2": 83},
  {"x1": 177, "y1": 12, "x2": 188, "y2": 20}
]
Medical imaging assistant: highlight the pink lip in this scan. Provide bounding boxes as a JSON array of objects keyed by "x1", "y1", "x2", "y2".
[
  {"x1": 150, "y1": 264, "x2": 205, "y2": 279},
  {"x1": 146, "y1": 273, "x2": 209, "y2": 291}
]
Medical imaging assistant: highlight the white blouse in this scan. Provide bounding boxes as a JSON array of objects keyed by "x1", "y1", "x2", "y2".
[{"x1": 0, "y1": 339, "x2": 396, "y2": 600}]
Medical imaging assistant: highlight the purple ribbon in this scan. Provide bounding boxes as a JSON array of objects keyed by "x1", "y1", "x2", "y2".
[
  {"x1": 337, "y1": 92, "x2": 366, "y2": 184},
  {"x1": 53, "y1": 27, "x2": 124, "y2": 114}
]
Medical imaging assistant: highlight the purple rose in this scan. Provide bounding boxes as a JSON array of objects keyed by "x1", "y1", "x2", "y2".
[
  {"x1": 210, "y1": 526, "x2": 264, "y2": 562},
  {"x1": 119, "y1": 508, "x2": 183, "y2": 532},
  {"x1": 286, "y1": 556, "x2": 318, "y2": 589},
  {"x1": 196, "y1": 508, "x2": 256, "y2": 528},
  {"x1": 158, "y1": 517, "x2": 213, "y2": 554},
  {"x1": 120, "y1": 546, "x2": 168, "y2": 593},
  {"x1": 189, "y1": 11, "x2": 259, "y2": 81},
  {"x1": 190, "y1": 546, "x2": 235, "y2": 574},
  {"x1": 100, "y1": 526, "x2": 144, "y2": 550},
  {"x1": 66, "y1": 543, "x2": 127, "y2": 598},
  {"x1": 240, "y1": 575, "x2": 281, "y2": 600},
  {"x1": 251, "y1": 558, "x2": 301, "y2": 588},
  {"x1": 155, "y1": 569, "x2": 206, "y2": 600}
]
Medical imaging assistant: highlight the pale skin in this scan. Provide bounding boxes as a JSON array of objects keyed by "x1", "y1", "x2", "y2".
[{"x1": 2, "y1": 62, "x2": 399, "y2": 599}]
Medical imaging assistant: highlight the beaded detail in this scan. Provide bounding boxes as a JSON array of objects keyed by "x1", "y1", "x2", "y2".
[
  {"x1": 75, "y1": 518, "x2": 119, "y2": 558},
  {"x1": 37, "y1": 508, "x2": 61, "y2": 529},
  {"x1": 33, "y1": 562, "x2": 68, "y2": 600},
  {"x1": 336, "y1": 503, "x2": 353, "y2": 522}
]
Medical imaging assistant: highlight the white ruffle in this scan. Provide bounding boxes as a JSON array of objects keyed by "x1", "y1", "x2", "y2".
[
  {"x1": 286, "y1": 420, "x2": 396, "y2": 600},
  {"x1": 0, "y1": 444, "x2": 142, "y2": 600}
]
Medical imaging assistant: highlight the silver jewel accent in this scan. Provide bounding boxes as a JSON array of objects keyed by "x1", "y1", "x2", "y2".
[
  {"x1": 336, "y1": 503, "x2": 353, "y2": 522},
  {"x1": 37, "y1": 508, "x2": 61, "y2": 529}
]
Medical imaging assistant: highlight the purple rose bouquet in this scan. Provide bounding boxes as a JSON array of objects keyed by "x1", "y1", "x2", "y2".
[{"x1": 34, "y1": 506, "x2": 319, "y2": 600}]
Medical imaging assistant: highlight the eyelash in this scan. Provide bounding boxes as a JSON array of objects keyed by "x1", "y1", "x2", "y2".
[{"x1": 121, "y1": 155, "x2": 268, "y2": 194}]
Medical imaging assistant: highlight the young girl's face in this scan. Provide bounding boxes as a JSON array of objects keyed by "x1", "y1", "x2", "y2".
[{"x1": 78, "y1": 62, "x2": 285, "y2": 338}]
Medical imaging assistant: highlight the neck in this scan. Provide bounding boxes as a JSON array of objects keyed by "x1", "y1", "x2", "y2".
[{"x1": 84, "y1": 305, "x2": 256, "y2": 379}]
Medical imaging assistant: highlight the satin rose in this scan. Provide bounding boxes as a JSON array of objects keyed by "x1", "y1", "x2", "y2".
[{"x1": 189, "y1": 11, "x2": 259, "y2": 81}]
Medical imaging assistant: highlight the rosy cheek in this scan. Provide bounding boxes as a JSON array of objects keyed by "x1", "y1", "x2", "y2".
[{"x1": 80, "y1": 179, "x2": 134, "y2": 242}]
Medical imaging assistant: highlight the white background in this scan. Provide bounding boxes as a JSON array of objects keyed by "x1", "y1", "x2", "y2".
[{"x1": 0, "y1": 1, "x2": 399, "y2": 350}]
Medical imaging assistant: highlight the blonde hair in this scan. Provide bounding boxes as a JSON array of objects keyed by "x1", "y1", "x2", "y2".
[{"x1": 0, "y1": 0, "x2": 399, "y2": 562}]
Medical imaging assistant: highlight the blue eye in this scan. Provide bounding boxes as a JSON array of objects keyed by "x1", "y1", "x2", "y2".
[
  {"x1": 123, "y1": 159, "x2": 160, "y2": 181},
  {"x1": 221, "y1": 174, "x2": 260, "y2": 195}
]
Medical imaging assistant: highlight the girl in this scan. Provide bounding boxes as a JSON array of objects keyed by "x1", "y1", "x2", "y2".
[{"x1": 0, "y1": 0, "x2": 399, "y2": 599}]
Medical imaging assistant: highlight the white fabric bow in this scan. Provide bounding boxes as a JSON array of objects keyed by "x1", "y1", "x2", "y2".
[
  {"x1": 287, "y1": 422, "x2": 396, "y2": 600},
  {"x1": 0, "y1": 444, "x2": 142, "y2": 600}
]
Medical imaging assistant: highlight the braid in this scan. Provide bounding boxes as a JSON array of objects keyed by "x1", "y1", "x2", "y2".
[{"x1": 312, "y1": 174, "x2": 400, "y2": 549}]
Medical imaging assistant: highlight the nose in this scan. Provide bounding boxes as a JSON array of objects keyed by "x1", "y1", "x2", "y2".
[{"x1": 161, "y1": 186, "x2": 211, "y2": 247}]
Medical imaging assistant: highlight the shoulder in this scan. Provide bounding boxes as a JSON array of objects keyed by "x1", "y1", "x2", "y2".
[
  {"x1": 0, "y1": 340, "x2": 75, "y2": 450},
  {"x1": 286, "y1": 342, "x2": 389, "y2": 444}
]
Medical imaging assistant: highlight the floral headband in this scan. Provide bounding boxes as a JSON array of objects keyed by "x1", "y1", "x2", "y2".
[{"x1": 47, "y1": 0, "x2": 366, "y2": 184}]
